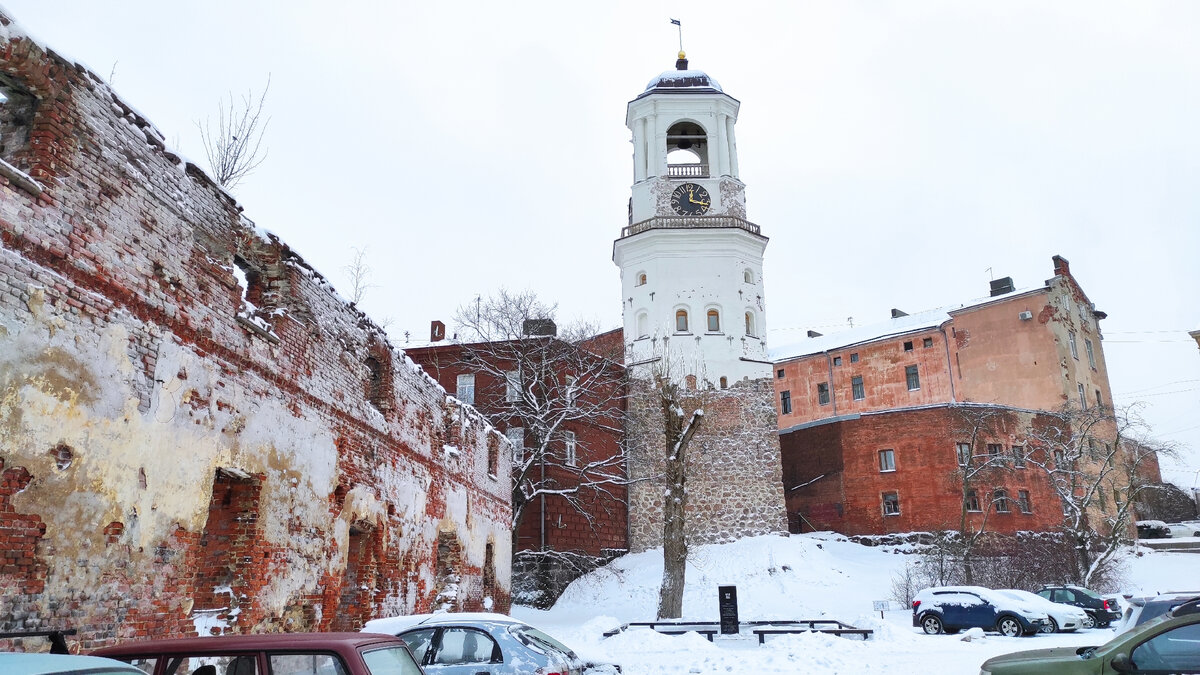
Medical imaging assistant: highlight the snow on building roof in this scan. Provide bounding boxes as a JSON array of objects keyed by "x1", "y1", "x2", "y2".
[
  {"x1": 644, "y1": 68, "x2": 723, "y2": 93},
  {"x1": 768, "y1": 285, "x2": 1043, "y2": 362}
]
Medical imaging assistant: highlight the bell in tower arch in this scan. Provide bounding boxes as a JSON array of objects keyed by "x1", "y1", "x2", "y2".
[{"x1": 666, "y1": 121, "x2": 709, "y2": 179}]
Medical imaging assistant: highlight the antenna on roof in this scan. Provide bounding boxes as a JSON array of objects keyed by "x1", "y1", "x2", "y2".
[
  {"x1": 847, "y1": 316, "x2": 854, "y2": 328},
  {"x1": 985, "y1": 266, "x2": 994, "y2": 281}
]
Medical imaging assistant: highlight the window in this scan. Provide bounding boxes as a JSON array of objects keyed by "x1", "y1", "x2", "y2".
[
  {"x1": 1018, "y1": 490, "x2": 1031, "y2": 514},
  {"x1": 1012, "y1": 445, "x2": 1025, "y2": 468},
  {"x1": 719, "y1": 376, "x2": 727, "y2": 389},
  {"x1": 776, "y1": 368, "x2": 785, "y2": 379},
  {"x1": 965, "y1": 489, "x2": 981, "y2": 512},
  {"x1": 1095, "y1": 389, "x2": 1103, "y2": 407},
  {"x1": 833, "y1": 356, "x2": 842, "y2": 366},
  {"x1": 817, "y1": 382, "x2": 830, "y2": 405},
  {"x1": 506, "y1": 427, "x2": 524, "y2": 467},
  {"x1": 505, "y1": 371, "x2": 521, "y2": 402},
  {"x1": 1131, "y1": 622, "x2": 1200, "y2": 672},
  {"x1": 706, "y1": 309, "x2": 721, "y2": 332},
  {"x1": 743, "y1": 269, "x2": 754, "y2": 283},
  {"x1": 923, "y1": 337, "x2": 934, "y2": 348},
  {"x1": 1068, "y1": 331, "x2": 1078, "y2": 359},
  {"x1": 564, "y1": 431, "x2": 577, "y2": 467},
  {"x1": 987, "y1": 443, "x2": 1002, "y2": 458},
  {"x1": 905, "y1": 364, "x2": 920, "y2": 391},
  {"x1": 636, "y1": 312, "x2": 649, "y2": 338},
  {"x1": 1085, "y1": 339, "x2": 1096, "y2": 368},
  {"x1": 745, "y1": 311, "x2": 756, "y2": 337},
  {"x1": 675, "y1": 309, "x2": 689, "y2": 333},
  {"x1": 455, "y1": 374, "x2": 475, "y2": 406},
  {"x1": 879, "y1": 449, "x2": 895, "y2": 472},
  {"x1": 851, "y1": 375, "x2": 864, "y2": 401},
  {"x1": 636, "y1": 272, "x2": 647, "y2": 286},
  {"x1": 850, "y1": 353, "x2": 859, "y2": 363},
  {"x1": 271, "y1": 653, "x2": 348, "y2": 675},
  {"x1": 365, "y1": 357, "x2": 385, "y2": 408},
  {"x1": 994, "y1": 488, "x2": 1011, "y2": 513},
  {"x1": 1078, "y1": 382, "x2": 1087, "y2": 409},
  {"x1": 956, "y1": 442, "x2": 972, "y2": 467},
  {"x1": 882, "y1": 492, "x2": 900, "y2": 516},
  {"x1": 903, "y1": 340, "x2": 914, "y2": 352},
  {"x1": 433, "y1": 628, "x2": 499, "y2": 666},
  {"x1": 780, "y1": 390, "x2": 792, "y2": 415}
]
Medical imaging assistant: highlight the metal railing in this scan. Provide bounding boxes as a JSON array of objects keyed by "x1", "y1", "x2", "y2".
[
  {"x1": 621, "y1": 215, "x2": 762, "y2": 239},
  {"x1": 667, "y1": 163, "x2": 709, "y2": 178}
]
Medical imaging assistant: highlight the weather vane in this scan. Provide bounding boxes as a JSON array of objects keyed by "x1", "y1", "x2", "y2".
[{"x1": 670, "y1": 18, "x2": 683, "y2": 53}]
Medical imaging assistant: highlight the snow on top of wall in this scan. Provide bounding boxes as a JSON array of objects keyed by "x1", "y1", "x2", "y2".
[{"x1": 768, "y1": 286, "x2": 1042, "y2": 362}]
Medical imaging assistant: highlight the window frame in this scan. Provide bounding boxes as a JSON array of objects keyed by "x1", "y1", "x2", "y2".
[
  {"x1": 879, "y1": 449, "x2": 896, "y2": 473},
  {"x1": 1085, "y1": 338, "x2": 1096, "y2": 368},
  {"x1": 817, "y1": 382, "x2": 830, "y2": 406},
  {"x1": 505, "y1": 370, "x2": 521, "y2": 402},
  {"x1": 1068, "y1": 330, "x2": 1079, "y2": 359},
  {"x1": 780, "y1": 390, "x2": 792, "y2": 415},
  {"x1": 956, "y1": 442, "x2": 972, "y2": 467},
  {"x1": 851, "y1": 375, "x2": 865, "y2": 401},
  {"x1": 1012, "y1": 445, "x2": 1025, "y2": 468},
  {"x1": 965, "y1": 489, "x2": 981, "y2": 512},
  {"x1": 564, "y1": 431, "x2": 577, "y2": 467},
  {"x1": 455, "y1": 373, "x2": 476, "y2": 406},
  {"x1": 905, "y1": 364, "x2": 920, "y2": 391},
  {"x1": 882, "y1": 491, "x2": 900, "y2": 516},
  {"x1": 675, "y1": 309, "x2": 689, "y2": 333},
  {"x1": 994, "y1": 488, "x2": 1011, "y2": 513},
  {"x1": 706, "y1": 309, "x2": 721, "y2": 333},
  {"x1": 1018, "y1": 490, "x2": 1032, "y2": 514}
]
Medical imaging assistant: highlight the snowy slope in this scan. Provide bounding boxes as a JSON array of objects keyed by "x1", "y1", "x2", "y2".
[{"x1": 512, "y1": 533, "x2": 1199, "y2": 675}]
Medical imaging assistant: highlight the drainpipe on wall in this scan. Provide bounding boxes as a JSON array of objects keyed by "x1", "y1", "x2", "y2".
[
  {"x1": 540, "y1": 452, "x2": 546, "y2": 551},
  {"x1": 824, "y1": 351, "x2": 838, "y2": 417},
  {"x1": 940, "y1": 325, "x2": 957, "y2": 402}
]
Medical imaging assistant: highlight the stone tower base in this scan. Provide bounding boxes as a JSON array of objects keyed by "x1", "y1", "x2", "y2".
[{"x1": 626, "y1": 377, "x2": 788, "y2": 552}]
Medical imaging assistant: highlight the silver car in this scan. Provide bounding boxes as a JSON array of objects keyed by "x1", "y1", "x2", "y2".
[{"x1": 365, "y1": 612, "x2": 617, "y2": 675}]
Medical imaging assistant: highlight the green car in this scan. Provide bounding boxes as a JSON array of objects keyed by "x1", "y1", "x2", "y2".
[{"x1": 980, "y1": 598, "x2": 1200, "y2": 675}]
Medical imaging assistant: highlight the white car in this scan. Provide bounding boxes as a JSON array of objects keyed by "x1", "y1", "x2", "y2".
[{"x1": 995, "y1": 588, "x2": 1089, "y2": 633}]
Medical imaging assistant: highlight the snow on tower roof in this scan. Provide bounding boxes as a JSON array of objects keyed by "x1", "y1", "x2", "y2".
[
  {"x1": 768, "y1": 285, "x2": 1043, "y2": 362},
  {"x1": 643, "y1": 68, "x2": 723, "y2": 93}
]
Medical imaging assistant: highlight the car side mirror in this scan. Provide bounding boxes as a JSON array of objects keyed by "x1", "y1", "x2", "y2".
[{"x1": 1110, "y1": 652, "x2": 1131, "y2": 672}]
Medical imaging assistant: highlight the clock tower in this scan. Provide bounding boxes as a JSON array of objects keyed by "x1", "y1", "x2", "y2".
[
  {"x1": 615, "y1": 53, "x2": 787, "y2": 552},
  {"x1": 614, "y1": 52, "x2": 769, "y2": 384}
]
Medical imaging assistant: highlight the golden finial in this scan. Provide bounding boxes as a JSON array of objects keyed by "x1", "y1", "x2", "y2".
[{"x1": 678, "y1": 50, "x2": 686, "y2": 60}]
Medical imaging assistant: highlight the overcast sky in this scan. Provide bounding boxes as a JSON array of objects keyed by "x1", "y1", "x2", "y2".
[{"x1": 5, "y1": 1, "x2": 1197, "y2": 486}]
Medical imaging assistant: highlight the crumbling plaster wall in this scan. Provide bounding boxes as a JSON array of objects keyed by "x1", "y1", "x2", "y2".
[{"x1": 0, "y1": 11, "x2": 510, "y2": 649}]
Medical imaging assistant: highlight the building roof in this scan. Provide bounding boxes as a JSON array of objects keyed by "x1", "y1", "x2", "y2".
[
  {"x1": 768, "y1": 285, "x2": 1042, "y2": 362},
  {"x1": 643, "y1": 68, "x2": 723, "y2": 94}
]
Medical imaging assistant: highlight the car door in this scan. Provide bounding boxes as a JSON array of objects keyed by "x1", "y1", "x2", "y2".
[
  {"x1": 1129, "y1": 622, "x2": 1200, "y2": 672},
  {"x1": 424, "y1": 627, "x2": 502, "y2": 675},
  {"x1": 936, "y1": 592, "x2": 986, "y2": 629}
]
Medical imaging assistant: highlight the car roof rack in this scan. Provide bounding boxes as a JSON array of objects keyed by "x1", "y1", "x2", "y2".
[
  {"x1": 1170, "y1": 599, "x2": 1200, "y2": 618},
  {"x1": 0, "y1": 629, "x2": 77, "y2": 654}
]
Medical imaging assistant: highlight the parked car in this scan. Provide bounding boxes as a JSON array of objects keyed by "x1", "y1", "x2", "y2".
[
  {"x1": 1166, "y1": 523, "x2": 1200, "y2": 538},
  {"x1": 979, "y1": 597, "x2": 1200, "y2": 674},
  {"x1": 911, "y1": 586, "x2": 1049, "y2": 637},
  {"x1": 1113, "y1": 592, "x2": 1200, "y2": 634},
  {"x1": 0, "y1": 653, "x2": 145, "y2": 675},
  {"x1": 1136, "y1": 520, "x2": 1171, "y2": 539},
  {"x1": 91, "y1": 632, "x2": 422, "y2": 675},
  {"x1": 1035, "y1": 585, "x2": 1121, "y2": 628},
  {"x1": 365, "y1": 612, "x2": 617, "y2": 675},
  {"x1": 995, "y1": 589, "x2": 1089, "y2": 633}
]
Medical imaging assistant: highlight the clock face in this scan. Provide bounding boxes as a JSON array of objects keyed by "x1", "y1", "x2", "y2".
[{"x1": 670, "y1": 183, "x2": 711, "y2": 216}]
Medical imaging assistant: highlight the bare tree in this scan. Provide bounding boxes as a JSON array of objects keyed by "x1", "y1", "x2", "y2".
[
  {"x1": 655, "y1": 372, "x2": 702, "y2": 620},
  {"x1": 343, "y1": 246, "x2": 378, "y2": 304},
  {"x1": 949, "y1": 405, "x2": 1017, "y2": 584},
  {"x1": 197, "y1": 76, "x2": 271, "y2": 190},
  {"x1": 449, "y1": 290, "x2": 628, "y2": 559},
  {"x1": 1025, "y1": 403, "x2": 1170, "y2": 588}
]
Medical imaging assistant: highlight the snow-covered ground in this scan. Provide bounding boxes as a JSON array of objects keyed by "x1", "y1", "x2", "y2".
[{"x1": 512, "y1": 533, "x2": 1198, "y2": 675}]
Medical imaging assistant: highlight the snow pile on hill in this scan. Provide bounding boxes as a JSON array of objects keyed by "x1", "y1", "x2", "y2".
[{"x1": 513, "y1": 532, "x2": 1198, "y2": 675}]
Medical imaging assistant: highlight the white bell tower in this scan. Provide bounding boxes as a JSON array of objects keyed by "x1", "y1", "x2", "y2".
[{"x1": 614, "y1": 52, "x2": 770, "y2": 386}]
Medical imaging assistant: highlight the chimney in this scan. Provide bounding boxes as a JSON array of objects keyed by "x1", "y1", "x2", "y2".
[
  {"x1": 1052, "y1": 255, "x2": 1071, "y2": 279},
  {"x1": 990, "y1": 276, "x2": 1015, "y2": 297},
  {"x1": 522, "y1": 318, "x2": 557, "y2": 337},
  {"x1": 807, "y1": 330, "x2": 823, "y2": 338},
  {"x1": 430, "y1": 320, "x2": 445, "y2": 342},
  {"x1": 891, "y1": 309, "x2": 908, "y2": 319}
]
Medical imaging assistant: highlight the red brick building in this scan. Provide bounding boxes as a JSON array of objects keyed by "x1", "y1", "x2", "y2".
[
  {"x1": 771, "y1": 256, "x2": 1149, "y2": 536},
  {"x1": 0, "y1": 11, "x2": 509, "y2": 649},
  {"x1": 405, "y1": 323, "x2": 627, "y2": 603}
]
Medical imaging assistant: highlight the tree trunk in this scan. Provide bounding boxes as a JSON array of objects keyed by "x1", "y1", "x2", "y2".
[{"x1": 657, "y1": 388, "x2": 701, "y2": 620}]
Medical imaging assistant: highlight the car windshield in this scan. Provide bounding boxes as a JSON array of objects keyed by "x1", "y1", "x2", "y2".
[
  {"x1": 361, "y1": 646, "x2": 423, "y2": 675},
  {"x1": 513, "y1": 627, "x2": 573, "y2": 658}
]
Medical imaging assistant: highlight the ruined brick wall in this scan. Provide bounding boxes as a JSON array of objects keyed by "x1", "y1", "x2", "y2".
[
  {"x1": 626, "y1": 377, "x2": 787, "y2": 552},
  {"x1": 781, "y1": 406, "x2": 1067, "y2": 536},
  {"x1": 0, "y1": 14, "x2": 510, "y2": 650}
]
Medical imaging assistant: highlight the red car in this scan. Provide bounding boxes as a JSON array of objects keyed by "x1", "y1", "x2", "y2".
[{"x1": 91, "y1": 632, "x2": 422, "y2": 675}]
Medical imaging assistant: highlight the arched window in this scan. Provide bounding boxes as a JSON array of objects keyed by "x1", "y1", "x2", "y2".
[
  {"x1": 675, "y1": 309, "x2": 689, "y2": 333},
  {"x1": 636, "y1": 271, "x2": 648, "y2": 286},
  {"x1": 707, "y1": 309, "x2": 720, "y2": 332},
  {"x1": 636, "y1": 312, "x2": 649, "y2": 338},
  {"x1": 744, "y1": 269, "x2": 754, "y2": 284},
  {"x1": 719, "y1": 376, "x2": 728, "y2": 389},
  {"x1": 666, "y1": 121, "x2": 709, "y2": 177},
  {"x1": 745, "y1": 311, "x2": 756, "y2": 337}
]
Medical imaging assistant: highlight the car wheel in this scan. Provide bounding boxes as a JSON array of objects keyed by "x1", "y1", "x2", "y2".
[
  {"x1": 1082, "y1": 613, "x2": 1096, "y2": 629},
  {"x1": 921, "y1": 615, "x2": 944, "y2": 635},
  {"x1": 997, "y1": 616, "x2": 1023, "y2": 637},
  {"x1": 1040, "y1": 617, "x2": 1058, "y2": 634}
]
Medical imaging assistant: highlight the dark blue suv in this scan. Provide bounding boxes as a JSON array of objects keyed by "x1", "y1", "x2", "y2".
[{"x1": 912, "y1": 586, "x2": 1049, "y2": 637}]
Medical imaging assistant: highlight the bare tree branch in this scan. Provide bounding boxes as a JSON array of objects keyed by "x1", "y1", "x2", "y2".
[{"x1": 197, "y1": 75, "x2": 271, "y2": 190}]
